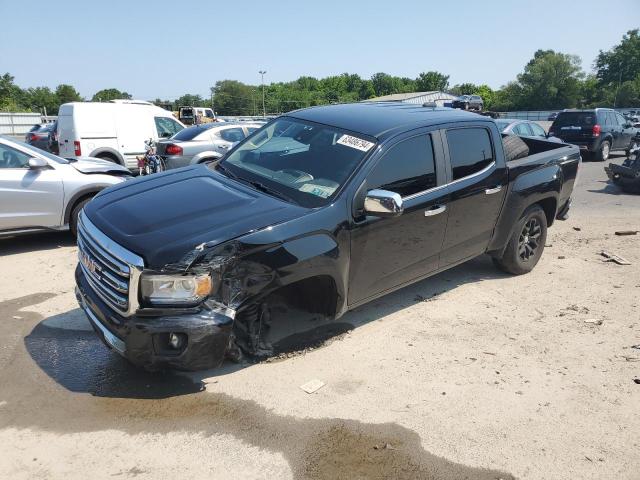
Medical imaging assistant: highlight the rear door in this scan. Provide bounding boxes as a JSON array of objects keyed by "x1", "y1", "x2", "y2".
[
  {"x1": 214, "y1": 126, "x2": 246, "y2": 155},
  {"x1": 439, "y1": 126, "x2": 508, "y2": 267},
  {"x1": 0, "y1": 143, "x2": 63, "y2": 230}
]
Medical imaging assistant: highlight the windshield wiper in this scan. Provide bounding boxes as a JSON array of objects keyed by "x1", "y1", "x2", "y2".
[
  {"x1": 214, "y1": 162, "x2": 238, "y2": 180},
  {"x1": 216, "y1": 163, "x2": 296, "y2": 204},
  {"x1": 243, "y1": 180, "x2": 297, "y2": 204}
]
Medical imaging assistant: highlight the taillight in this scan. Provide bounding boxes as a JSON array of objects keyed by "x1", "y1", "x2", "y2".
[
  {"x1": 165, "y1": 144, "x2": 183, "y2": 155},
  {"x1": 74, "y1": 141, "x2": 81, "y2": 156},
  {"x1": 592, "y1": 124, "x2": 601, "y2": 137}
]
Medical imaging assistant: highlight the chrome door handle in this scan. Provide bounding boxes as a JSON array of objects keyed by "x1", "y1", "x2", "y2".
[
  {"x1": 485, "y1": 186, "x2": 502, "y2": 195},
  {"x1": 424, "y1": 205, "x2": 446, "y2": 217}
]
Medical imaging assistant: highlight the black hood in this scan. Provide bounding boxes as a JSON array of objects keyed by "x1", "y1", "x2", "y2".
[{"x1": 85, "y1": 165, "x2": 308, "y2": 268}]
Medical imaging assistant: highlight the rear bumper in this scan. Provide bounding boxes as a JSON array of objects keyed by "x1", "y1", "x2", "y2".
[
  {"x1": 556, "y1": 139, "x2": 599, "y2": 152},
  {"x1": 75, "y1": 265, "x2": 234, "y2": 371}
]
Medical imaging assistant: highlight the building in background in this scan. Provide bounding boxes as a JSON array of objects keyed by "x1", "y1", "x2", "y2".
[{"x1": 363, "y1": 91, "x2": 458, "y2": 107}]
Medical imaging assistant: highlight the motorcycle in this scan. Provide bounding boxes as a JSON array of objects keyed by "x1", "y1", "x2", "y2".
[
  {"x1": 137, "y1": 139, "x2": 165, "y2": 176},
  {"x1": 605, "y1": 135, "x2": 640, "y2": 194}
]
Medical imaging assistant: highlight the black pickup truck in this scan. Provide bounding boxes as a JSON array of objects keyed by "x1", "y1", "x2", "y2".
[{"x1": 75, "y1": 103, "x2": 580, "y2": 370}]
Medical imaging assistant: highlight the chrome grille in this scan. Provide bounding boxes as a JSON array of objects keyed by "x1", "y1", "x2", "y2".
[{"x1": 77, "y1": 212, "x2": 144, "y2": 316}]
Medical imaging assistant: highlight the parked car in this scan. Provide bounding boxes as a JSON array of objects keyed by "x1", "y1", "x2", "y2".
[
  {"x1": 25, "y1": 123, "x2": 56, "y2": 151},
  {"x1": 178, "y1": 106, "x2": 217, "y2": 125},
  {"x1": 548, "y1": 108, "x2": 637, "y2": 161},
  {"x1": 74, "y1": 102, "x2": 580, "y2": 371},
  {"x1": 56, "y1": 100, "x2": 185, "y2": 170},
  {"x1": 452, "y1": 95, "x2": 483, "y2": 111},
  {"x1": 495, "y1": 119, "x2": 549, "y2": 139},
  {"x1": 0, "y1": 135, "x2": 131, "y2": 238},
  {"x1": 547, "y1": 112, "x2": 559, "y2": 121},
  {"x1": 157, "y1": 122, "x2": 263, "y2": 169},
  {"x1": 47, "y1": 120, "x2": 59, "y2": 154}
]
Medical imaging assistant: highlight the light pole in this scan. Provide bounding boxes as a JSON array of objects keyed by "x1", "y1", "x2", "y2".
[{"x1": 259, "y1": 70, "x2": 266, "y2": 117}]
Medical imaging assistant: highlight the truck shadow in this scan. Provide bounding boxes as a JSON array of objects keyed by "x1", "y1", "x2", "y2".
[
  {"x1": 22, "y1": 255, "x2": 508, "y2": 400},
  {"x1": 0, "y1": 231, "x2": 75, "y2": 255},
  {"x1": 8, "y1": 292, "x2": 516, "y2": 480}
]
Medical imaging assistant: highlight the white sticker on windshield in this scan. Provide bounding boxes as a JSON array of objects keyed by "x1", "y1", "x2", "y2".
[{"x1": 337, "y1": 134, "x2": 375, "y2": 152}]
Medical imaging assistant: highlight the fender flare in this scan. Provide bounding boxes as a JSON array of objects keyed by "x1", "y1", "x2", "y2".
[
  {"x1": 88, "y1": 147, "x2": 125, "y2": 165},
  {"x1": 191, "y1": 151, "x2": 222, "y2": 164}
]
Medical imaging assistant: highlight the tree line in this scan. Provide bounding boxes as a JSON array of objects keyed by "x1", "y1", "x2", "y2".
[{"x1": 1, "y1": 29, "x2": 638, "y2": 116}]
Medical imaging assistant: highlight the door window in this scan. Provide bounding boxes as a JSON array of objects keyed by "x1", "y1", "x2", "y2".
[
  {"x1": 367, "y1": 134, "x2": 436, "y2": 197},
  {"x1": 0, "y1": 144, "x2": 31, "y2": 168},
  {"x1": 155, "y1": 117, "x2": 183, "y2": 138},
  {"x1": 529, "y1": 123, "x2": 547, "y2": 137},
  {"x1": 513, "y1": 123, "x2": 533, "y2": 136},
  {"x1": 446, "y1": 128, "x2": 494, "y2": 181},
  {"x1": 615, "y1": 113, "x2": 627, "y2": 126},
  {"x1": 219, "y1": 128, "x2": 246, "y2": 142}
]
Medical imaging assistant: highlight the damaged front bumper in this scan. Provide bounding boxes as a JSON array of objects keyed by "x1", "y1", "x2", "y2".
[{"x1": 75, "y1": 265, "x2": 235, "y2": 371}]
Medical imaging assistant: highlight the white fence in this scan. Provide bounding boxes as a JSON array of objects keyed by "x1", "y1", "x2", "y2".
[{"x1": 0, "y1": 113, "x2": 56, "y2": 136}]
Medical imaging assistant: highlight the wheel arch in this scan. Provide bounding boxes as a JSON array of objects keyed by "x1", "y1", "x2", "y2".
[
  {"x1": 63, "y1": 187, "x2": 103, "y2": 224},
  {"x1": 88, "y1": 147, "x2": 125, "y2": 165},
  {"x1": 191, "y1": 151, "x2": 222, "y2": 164}
]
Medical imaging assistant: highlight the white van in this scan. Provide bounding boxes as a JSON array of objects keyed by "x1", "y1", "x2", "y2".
[{"x1": 57, "y1": 100, "x2": 185, "y2": 169}]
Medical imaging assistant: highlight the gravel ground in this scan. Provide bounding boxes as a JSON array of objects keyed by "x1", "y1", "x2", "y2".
[{"x1": 0, "y1": 153, "x2": 639, "y2": 480}]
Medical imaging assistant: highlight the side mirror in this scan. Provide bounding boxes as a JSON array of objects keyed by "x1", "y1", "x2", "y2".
[
  {"x1": 28, "y1": 157, "x2": 48, "y2": 169},
  {"x1": 364, "y1": 189, "x2": 403, "y2": 217}
]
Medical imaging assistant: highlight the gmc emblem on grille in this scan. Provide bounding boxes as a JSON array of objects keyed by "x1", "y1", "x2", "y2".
[{"x1": 79, "y1": 250, "x2": 101, "y2": 276}]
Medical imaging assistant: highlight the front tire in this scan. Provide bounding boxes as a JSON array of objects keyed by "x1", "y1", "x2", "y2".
[
  {"x1": 70, "y1": 197, "x2": 92, "y2": 238},
  {"x1": 493, "y1": 205, "x2": 547, "y2": 275}
]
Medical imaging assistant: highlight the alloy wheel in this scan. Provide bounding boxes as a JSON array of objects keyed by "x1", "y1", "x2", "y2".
[{"x1": 518, "y1": 217, "x2": 541, "y2": 261}]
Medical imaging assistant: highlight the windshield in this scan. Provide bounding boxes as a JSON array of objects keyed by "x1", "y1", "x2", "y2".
[
  {"x1": 216, "y1": 117, "x2": 376, "y2": 208},
  {"x1": 6, "y1": 137, "x2": 68, "y2": 164}
]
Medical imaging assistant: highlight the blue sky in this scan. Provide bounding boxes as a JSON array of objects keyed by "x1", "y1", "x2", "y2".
[{"x1": 1, "y1": 0, "x2": 638, "y2": 100}]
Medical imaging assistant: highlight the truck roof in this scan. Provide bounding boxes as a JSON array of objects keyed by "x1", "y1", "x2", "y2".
[{"x1": 289, "y1": 102, "x2": 491, "y2": 140}]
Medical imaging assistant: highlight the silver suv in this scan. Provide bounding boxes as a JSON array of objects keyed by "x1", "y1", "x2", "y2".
[
  {"x1": 0, "y1": 136, "x2": 131, "y2": 238},
  {"x1": 156, "y1": 122, "x2": 264, "y2": 169}
]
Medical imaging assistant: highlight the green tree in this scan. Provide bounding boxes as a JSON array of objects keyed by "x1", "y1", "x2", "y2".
[
  {"x1": 450, "y1": 83, "x2": 478, "y2": 95},
  {"x1": 0, "y1": 73, "x2": 23, "y2": 111},
  {"x1": 92, "y1": 88, "x2": 132, "y2": 102},
  {"x1": 55, "y1": 84, "x2": 82, "y2": 104},
  {"x1": 371, "y1": 72, "x2": 398, "y2": 97},
  {"x1": 492, "y1": 82, "x2": 524, "y2": 111},
  {"x1": 415, "y1": 71, "x2": 449, "y2": 92},
  {"x1": 174, "y1": 94, "x2": 207, "y2": 109},
  {"x1": 595, "y1": 29, "x2": 640, "y2": 85},
  {"x1": 23, "y1": 86, "x2": 59, "y2": 114},
  {"x1": 516, "y1": 49, "x2": 584, "y2": 109},
  {"x1": 212, "y1": 81, "x2": 253, "y2": 115}
]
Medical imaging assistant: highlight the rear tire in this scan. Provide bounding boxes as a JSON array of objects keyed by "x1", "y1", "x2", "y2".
[
  {"x1": 492, "y1": 205, "x2": 547, "y2": 275},
  {"x1": 70, "y1": 197, "x2": 92, "y2": 238},
  {"x1": 593, "y1": 140, "x2": 610, "y2": 162}
]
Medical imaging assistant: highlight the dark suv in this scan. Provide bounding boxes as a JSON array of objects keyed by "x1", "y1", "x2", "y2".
[
  {"x1": 452, "y1": 95, "x2": 483, "y2": 111},
  {"x1": 548, "y1": 109, "x2": 637, "y2": 161}
]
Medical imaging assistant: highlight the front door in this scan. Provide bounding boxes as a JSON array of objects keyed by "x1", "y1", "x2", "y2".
[
  {"x1": 348, "y1": 132, "x2": 449, "y2": 305},
  {"x1": 0, "y1": 144, "x2": 63, "y2": 231},
  {"x1": 439, "y1": 126, "x2": 508, "y2": 267}
]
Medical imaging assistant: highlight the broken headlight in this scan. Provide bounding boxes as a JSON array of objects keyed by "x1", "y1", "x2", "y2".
[{"x1": 140, "y1": 273, "x2": 214, "y2": 307}]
